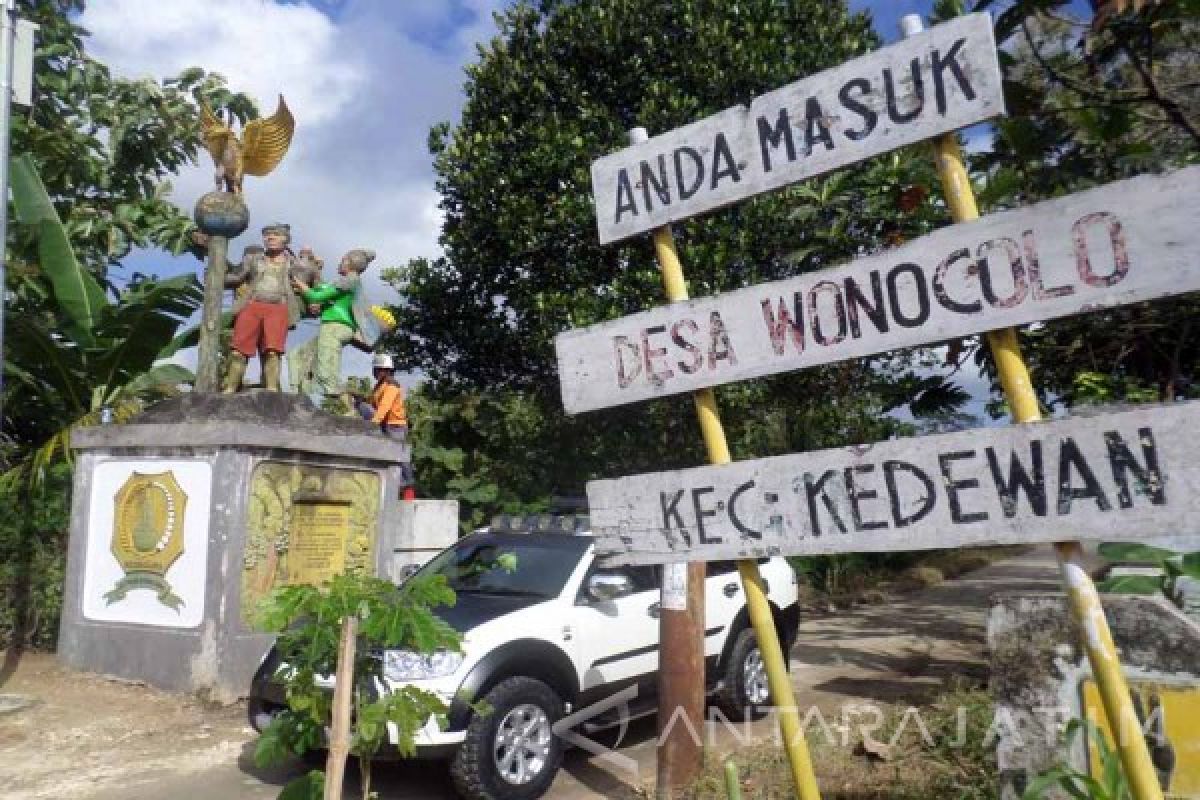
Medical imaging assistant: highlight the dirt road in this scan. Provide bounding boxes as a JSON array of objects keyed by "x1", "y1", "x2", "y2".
[{"x1": 0, "y1": 548, "x2": 1063, "y2": 800}]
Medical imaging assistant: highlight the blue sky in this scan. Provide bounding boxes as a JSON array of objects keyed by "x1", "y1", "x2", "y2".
[{"x1": 81, "y1": 0, "x2": 1076, "y2": 395}]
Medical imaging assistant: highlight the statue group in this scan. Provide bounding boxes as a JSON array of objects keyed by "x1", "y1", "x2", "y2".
[
  {"x1": 191, "y1": 96, "x2": 388, "y2": 403},
  {"x1": 220, "y1": 223, "x2": 380, "y2": 397}
]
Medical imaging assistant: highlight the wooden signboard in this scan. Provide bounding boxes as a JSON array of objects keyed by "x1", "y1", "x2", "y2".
[
  {"x1": 587, "y1": 401, "x2": 1200, "y2": 566},
  {"x1": 559, "y1": 167, "x2": 1200, "y2": 414},
  {"x1": 591, "y1": 13, "x2": 1003, "y2": 244}
]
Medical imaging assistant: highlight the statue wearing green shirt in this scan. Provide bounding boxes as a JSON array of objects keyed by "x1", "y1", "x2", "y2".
[{"x1": 289, "y1": 248, "x2": 378, "y2": 400}]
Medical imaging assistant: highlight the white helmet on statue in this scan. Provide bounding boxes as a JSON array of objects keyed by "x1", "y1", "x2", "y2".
[{"x1": 372, "y1": 353, "x2": 395, "y2": 371}]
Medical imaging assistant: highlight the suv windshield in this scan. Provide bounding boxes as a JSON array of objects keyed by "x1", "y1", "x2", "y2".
[{"x1": 419, "y1": 532, "x2": 589, "y2": 599}]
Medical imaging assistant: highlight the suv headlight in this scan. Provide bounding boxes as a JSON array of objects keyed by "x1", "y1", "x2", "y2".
[{"x1": 383, "y1": 649, "x2": 464, "y2": 681}]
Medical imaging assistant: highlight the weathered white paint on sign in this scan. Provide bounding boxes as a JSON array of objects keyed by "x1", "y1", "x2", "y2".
[
  {"x1": 588, "y1": 403, "x2": 1198, "y2": 566},
  {"x1": 560, "y1": 167, "x2": 1200, "y2": 414},
  {"x1": 591, "y1": 13, "x2": 1003, "y2": 244}
]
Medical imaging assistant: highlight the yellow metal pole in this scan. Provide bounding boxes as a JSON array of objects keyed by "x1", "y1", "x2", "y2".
[
  {"x1": 912, "y1": 20, "x2": 1164, "y2": 792},
  {"x1": 638, "y1": 129, "x2": 823, "y2": 800}
]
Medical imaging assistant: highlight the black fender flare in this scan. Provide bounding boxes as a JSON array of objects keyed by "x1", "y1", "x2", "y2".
[
  {"x1": 446, "y1": 638, "x2": 580, "y2": 730},
  {"x1": 717, "y1": 601, "x2": 800, "y2": 672}
]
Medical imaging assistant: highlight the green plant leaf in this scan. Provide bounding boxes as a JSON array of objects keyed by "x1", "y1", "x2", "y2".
[
  {"x1": 1097, "y1": 575, "x2": 1163, "y2": 595},
  {"x1": 278, "y1": 770, "x2": 325, "y2": 800},
  {"x1": 10, "y1": 153, "x2": 108, "y2": 345},
  {"x1": 1097, "y1": 543, "x2": 1177, "y2": 564},
  {"x1": 157, "y1": 311, "x2": 233, "y2": 359}
]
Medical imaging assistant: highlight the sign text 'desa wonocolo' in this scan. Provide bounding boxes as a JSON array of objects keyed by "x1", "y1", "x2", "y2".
[
  {"x1": 558, "y1": 167, "x2": 1200, "y2": 415},
  {"x1": 591, "y1": 13, "x2": 1003, "y2": 244},
  {"x1": 587, "y1": 403, "x2": 1199, "y2": 565}
]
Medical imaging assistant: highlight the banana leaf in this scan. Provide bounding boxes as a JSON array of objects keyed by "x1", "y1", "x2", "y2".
[
  {"x1": 90, "y1": 274, "x2": 203, "y2": 397},
  {"x1": 110, "y1": 363, "x2": 194, "y2": 404},
  {"x1": 9, "y1": 154, "x2": 108, "y2": 346},
  {"x1": 158, "y1": 310, "x2": 234, "y2": 360}
]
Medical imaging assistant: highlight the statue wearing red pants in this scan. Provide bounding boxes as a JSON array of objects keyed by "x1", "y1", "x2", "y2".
[{"x1": 222, "y1": 222, "x2": 319, "y2": 392}]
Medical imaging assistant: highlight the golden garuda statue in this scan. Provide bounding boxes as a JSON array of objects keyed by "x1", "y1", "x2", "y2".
[{"x1": 200, "y1": 94, "x2": 295, "y2": 195}]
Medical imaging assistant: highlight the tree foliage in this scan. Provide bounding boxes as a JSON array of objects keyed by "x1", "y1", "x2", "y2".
[
  {"x1": 965, "y1": 0, "x2": 1199, "y2": 410},
  {"x1": 4, "y1": 0, "x2": 260, "y2": 469},
  {"x1": 11, "y1": 0, "x2": 258, "y2": 276},
  {"x1": 253, "y1": 572, "x2": 462, "y2": 800},
  {"x1": 389, "y1": 0, "x2": 893, "y2": 388},
  {"x1": 389, "y1": 0, "x2": 969, "y2": 510}
]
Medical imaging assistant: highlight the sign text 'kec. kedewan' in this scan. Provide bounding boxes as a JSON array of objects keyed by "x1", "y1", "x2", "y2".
[{"x1": 588, "y1": 402, "x2": 1199, "y2": 565}]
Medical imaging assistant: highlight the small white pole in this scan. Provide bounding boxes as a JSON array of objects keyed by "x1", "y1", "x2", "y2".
[{"x1": 0, "y1": 0, "x2": 18, "y2": 433}]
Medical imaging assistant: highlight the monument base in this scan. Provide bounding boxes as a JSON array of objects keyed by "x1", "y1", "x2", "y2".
[{"x1": 58, "y1": 393, "x2": 454, "y2": 701}]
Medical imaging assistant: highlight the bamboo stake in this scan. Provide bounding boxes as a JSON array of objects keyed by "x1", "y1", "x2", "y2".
[{"x1": 324, "y1": 615, "x2": 358, "y2": 800}]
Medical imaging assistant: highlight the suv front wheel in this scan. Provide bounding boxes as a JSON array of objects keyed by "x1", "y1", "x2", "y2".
[
  {"x1": 451, "y1": 676, "x2": 564, "y2": 800},
  {"x1": 717, "y1": 628, "x2": 772, "y2": 720}
]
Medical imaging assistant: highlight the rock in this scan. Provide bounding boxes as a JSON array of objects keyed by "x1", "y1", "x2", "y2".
[
  {"x1": 855, "y1": 737, "x2": 894, "y2": 762},
  {"x1": 860, "y1": 588, "x2": 887, "y2": 605},
  {"x1": 899, "y1": 566, "x2": 944, "y2": 590},
  {"x1": 135, "y1": 391, "x2": 375, "y2": 437}
]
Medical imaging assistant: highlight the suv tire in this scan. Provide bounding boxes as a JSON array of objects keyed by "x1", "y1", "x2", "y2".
[
  {"x1": 450, "y1": 676, "x2": 564, "y2": 800},
  {"x1": 717, "y1": 628, "x2": 772, "y2": 721}
]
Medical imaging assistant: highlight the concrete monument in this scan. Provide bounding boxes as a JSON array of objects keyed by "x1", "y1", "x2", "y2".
[{"x1": 57, "y1": 393, "x2": 454, "y2": 701}]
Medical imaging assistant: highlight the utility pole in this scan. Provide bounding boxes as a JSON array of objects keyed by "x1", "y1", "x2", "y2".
[
  {"x1": 628, "y1": 126, "x2": 709, "y2": 798},
  {"x1": 0, "y1": 1, "x2": 34, "y2": 433}
]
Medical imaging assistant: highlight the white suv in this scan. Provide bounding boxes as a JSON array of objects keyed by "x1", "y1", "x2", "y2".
[{"x1": 249, "y1": 514, "x2": 801, "y2": 800}]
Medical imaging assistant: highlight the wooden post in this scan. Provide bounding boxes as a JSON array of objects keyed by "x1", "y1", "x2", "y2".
[
  {"x1": 195, "y1": 234, "x2": 229, "y2": 393},
  {"x1": 904, "y1": 14, "x2": 1165, "y2": 800},
  {"x1": 632, "y1": 127, "x2": 708, "y2": 798},
  {"x1": 325, "y1": 615, "x2": 358, "y2": 800},
  {"x1": 632, "y1": 126, "x2": 822, "y2": 800}
]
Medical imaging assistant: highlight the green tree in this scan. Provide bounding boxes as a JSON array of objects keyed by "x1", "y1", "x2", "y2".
[
  {"x1": 390, "y1": 0, "x2": 884, "y2": 388},
  {"x1": 964, "y1": 0, "x2": 1199, "y2": 410},
  {"x1": 2, "y1": 155, "x2": 203, "y2": 492},
  {"x1": 254, "y1": 572, "x2": 462, "y2": 800},
  {"x1": 388, "y1": 0, "x2": 963, "y2": 512},
  {"x1": 11, "y1": 0, "x2": 257, "y2": 275}
]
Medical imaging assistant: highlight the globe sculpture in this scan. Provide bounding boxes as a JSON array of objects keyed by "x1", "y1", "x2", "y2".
[{"x1": 194, "y1": 191, "x2": 250, "y2": 238}]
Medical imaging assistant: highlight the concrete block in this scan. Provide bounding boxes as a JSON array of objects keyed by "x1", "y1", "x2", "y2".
[
  {"x1": 390, "y1": 500, "x2": 459, "y2": 579},
  {"x1": 988, "y1": 592, "x2": 1200, "y2": 798}
]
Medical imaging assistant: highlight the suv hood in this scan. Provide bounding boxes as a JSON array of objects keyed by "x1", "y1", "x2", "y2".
[{"x1": 433, "y1": 590, "x2": 548, "y2": 633}]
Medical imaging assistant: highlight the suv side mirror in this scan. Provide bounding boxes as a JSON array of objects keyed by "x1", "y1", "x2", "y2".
[{"x1": 586, "y1": 571, "x2": 634, "y2": 602}]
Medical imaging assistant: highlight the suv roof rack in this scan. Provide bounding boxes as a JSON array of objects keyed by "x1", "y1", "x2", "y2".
[{"x1": 489, "y1": 513, "x2": 590, "y2": 535}]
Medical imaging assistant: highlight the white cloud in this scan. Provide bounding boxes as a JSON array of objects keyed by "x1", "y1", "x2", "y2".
[
  {"x1": 82, "y1": 0, "x2": 504, "y2": 386},
  {"x1": 80, "y1": 0, "x2": 362, "y2": 126}
]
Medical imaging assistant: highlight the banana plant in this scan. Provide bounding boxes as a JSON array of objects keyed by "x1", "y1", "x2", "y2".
[
  {"x1": 2, "y1": 153, "x2": 203, "y2": 494},
  {"x1": 1096, "y1": 542, "x2": 1200, "y2": 608}
]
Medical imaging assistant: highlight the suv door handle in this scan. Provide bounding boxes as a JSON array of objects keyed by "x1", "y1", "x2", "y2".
[
  {"x1": 647, "y1": 602, "x2": 661, "y2": 618},
  {"x1": 723, "y1": 582, "x2": 739, "y2": 597}
]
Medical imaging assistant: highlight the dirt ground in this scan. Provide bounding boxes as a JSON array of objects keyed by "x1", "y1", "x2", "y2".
[{"x1": 0, "y1": 547, "x2": 1068, "y2": 800}]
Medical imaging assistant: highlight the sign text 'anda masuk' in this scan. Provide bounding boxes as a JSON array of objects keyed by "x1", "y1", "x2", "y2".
[
  {"x1": 558, "y1": 167, "x2": 1200, "y2": 414},
  {"x1": 588, "y1": 402, "x2": 1199, "y2": 565},
  {"x1": 590, "y1": 13, "x2": 1003, "y2": 244}
]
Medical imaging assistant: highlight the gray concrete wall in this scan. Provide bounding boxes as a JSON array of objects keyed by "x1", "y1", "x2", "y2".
[
  {"x1": 388, "y1": 499, "x2": 460, "y2": 580},
  {"x1": 988, "y1": 592, "x2": 1200, "y2": 799},
  {"x1": 60, "y1": 395, "x2": 414, "y2": 701}
]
